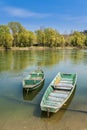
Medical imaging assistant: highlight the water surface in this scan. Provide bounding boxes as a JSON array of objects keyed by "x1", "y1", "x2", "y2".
[{"x1": 0, "y1": 49, "x2": 87, "y2": 130}]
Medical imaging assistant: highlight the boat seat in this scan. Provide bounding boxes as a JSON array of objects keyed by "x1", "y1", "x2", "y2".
[
  {"x1": 49, "y1": 92, "x2": 68, "y2": 98},
  {"x1": 54, "y1": 90, "x2": 70, "y2": 94},
  {"x1": 60, "y1": 80, "x2": 73, "y2": 84},
  {"x1": 53, "y1": 83, "x2": 73, "y2": 91},
  {"x1": 61, "y1": 78, "x2": 73, "y2": 81},
  {"x1": 43, "y1": 103, "x2": 58, "y2": 109},
  {"x1": 48, "y1": 95, "x2": 64, "y2": 102},
  {"x1": 44, "y1": 100, "x2": 61, "y2": 107},
  {"x1": 59, "y1": 83, "x2": 73, "y2": 87}
]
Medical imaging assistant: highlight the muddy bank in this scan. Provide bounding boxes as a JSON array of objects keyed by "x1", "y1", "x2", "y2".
[{"x1": 0, "y1": 46, "x2": 79, "y2": 51}]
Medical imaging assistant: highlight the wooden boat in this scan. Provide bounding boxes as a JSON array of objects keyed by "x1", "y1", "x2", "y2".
[
  {"x1": 22, "y1": 69, "x2": 44, "y2": 91},
  {"x1": 40, "y1": 72, "x2": 77, "y2": 116}
]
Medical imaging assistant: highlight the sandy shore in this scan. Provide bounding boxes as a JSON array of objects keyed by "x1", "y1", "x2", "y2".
[{"x1": 0, "y1": 46, "x2": 80, "y2": 51}]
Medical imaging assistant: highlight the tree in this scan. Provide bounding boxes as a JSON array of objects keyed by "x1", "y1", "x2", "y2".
[
  {"x1": 84, "y1": 35, "x2": 87, "y2": 46},
  {"x1": 70, "y1": 31, "x2": 85, "y2": 47},
  {"x1": 28, "y1": 31, "x2": 36, "y2": 46},
  {"x1": 17, "y1": 30, "x2": 36, "y2": 47},
  {"x1": 0, "y1": 25, "x2": 13, "y2": 49},
  {"x1": 35, "y1": 29, "x2": 45, "y2": 46},
  {"x1": 44, "y1": 28, "x2": 65, "y2": 47},
  {"x1": 8, "y1": 22, "x2": 25, "y2": 46},
  {"x1": 44, "y1": 28, "x2": 56, "y2": 47}
]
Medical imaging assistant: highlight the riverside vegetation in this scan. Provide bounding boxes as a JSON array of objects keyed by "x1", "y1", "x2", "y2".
[{"x1": 0, "y1": 22, "x2": 87, "y2": 49}]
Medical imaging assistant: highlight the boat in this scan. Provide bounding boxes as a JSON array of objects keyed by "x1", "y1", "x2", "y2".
[
  {"x1": 40, "y1": 72, "x2": 77, "y2": 116},
  {"x1": 22, "y1": 69, "x2": 44, "y2": 91}
]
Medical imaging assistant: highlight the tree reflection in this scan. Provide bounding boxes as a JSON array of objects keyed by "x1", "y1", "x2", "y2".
[{"x1": 0, "y1": 49, "x2": 87, "y2": 72}]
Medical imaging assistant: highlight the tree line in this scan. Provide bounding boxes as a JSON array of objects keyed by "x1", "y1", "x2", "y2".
[{"x1": 0, "y1": 22, "x2": 87, "y2": 49}]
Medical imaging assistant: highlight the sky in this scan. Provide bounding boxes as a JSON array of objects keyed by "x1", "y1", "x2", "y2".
[{"x1": 0, "y1": 0, "x2": 87, "y2": 34}]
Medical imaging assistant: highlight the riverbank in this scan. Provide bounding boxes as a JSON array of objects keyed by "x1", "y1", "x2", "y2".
[{"x1": 0, "y1": 46, "x2": 84, "y2": 51}]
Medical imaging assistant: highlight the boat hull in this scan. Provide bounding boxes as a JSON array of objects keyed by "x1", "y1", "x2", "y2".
[
  {"x1": 23, "y1": 78, "x2": 44, "y2": 91},
  {"x1": 22, "y1": 69, "x2": 44, "y2": 91},
  {"x1": 40, "y1": 72, "x2": 77, "y2": 114}
]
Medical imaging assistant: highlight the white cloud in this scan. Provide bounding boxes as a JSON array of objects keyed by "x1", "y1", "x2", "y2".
[
  {"x1": 64, "y1": 15, "x2": 87, "y2": 23},
  {"x1": 2, "y1": 6, "x2": 87, "y2": 24},
  {"x1": 54, "y1": 13, "x2": 87, "y2": 24},
  {"x1": 2, "y1": 6, "x2": 51, "y2": 18}
]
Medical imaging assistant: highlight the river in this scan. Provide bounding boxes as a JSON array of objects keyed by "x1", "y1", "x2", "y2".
[{"x1": 0, "y1": 49, "x2": 87, "y2": 130}]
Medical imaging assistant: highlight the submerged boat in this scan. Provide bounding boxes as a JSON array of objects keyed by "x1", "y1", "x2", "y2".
[
  {"x1": 22, "y1": 69, "x2": 44, "y2": 91},
  {"x1": 40, "y1": 72, "x2": 77, "y2": 116}
]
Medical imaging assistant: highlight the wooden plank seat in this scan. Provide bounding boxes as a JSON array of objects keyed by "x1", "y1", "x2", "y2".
[
  {"x1": 61, "y1": 78, "x2": 73, "y2": 81},
  {"x1": 30, "y1": 77, "x2": 42, "y2": 80},
  {"x1": 53, "y1": 83, "x2": 73, "y2": 91},
  {"x1": 60, "y1": 80, "x2": 73, "y2": 84},
  {"x1": 24, "y1": 79, "x2": 40, "y2": 85},
  {"x1": 49, "y1": 92, "x2": 68, "y2": 98},
  {"x1": 43, "y1": 103, "x2": 58, "y2": 109},
  {"x1": 53, "y1": 90, "x2": 70, "y2": 94},
  {"x1": 48, "y1": 95, "x2": 64, "y2": 102},
  {"x1": 44, "y1": 100, "x2": 61, "y2": 107}
]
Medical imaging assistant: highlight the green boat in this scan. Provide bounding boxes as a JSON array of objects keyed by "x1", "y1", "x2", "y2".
[
  {"x1": 40, "y1": 72, "x2": 77, "y2": 116},
  {"x1": 22, "y1": 69, "x2": 44, "y2": 91}
]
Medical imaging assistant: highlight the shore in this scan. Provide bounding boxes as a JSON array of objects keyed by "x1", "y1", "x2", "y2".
[{"x1": 0, "y1": 46, "x2": 83, "y2": 51}]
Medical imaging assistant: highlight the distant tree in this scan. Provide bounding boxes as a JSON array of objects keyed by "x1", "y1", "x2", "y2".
[
  {"x1": 70, "y1": 31, "x2": 85, "y2": 47},
  {"x1": 17, "y1": 30, "x2": 36, "y2": 47},
  {"x1": 83, "y1": 30, "x2": 87, "y2": 34},
  {"x1": 0, "y1": 25, "x2": 13, "y2": 49},
  {"x1": 28, "y1": 31, "x2": 36, "y2": 46},
  {"x1": 1, "y1": 21, "x2": 87, "y2": 49},
  {"x1": 84, "y1": 35, "x2": 87, "y2": 46},
  {"x1": 44, "y1": 28, "x2": 65, "y2": 47},
  {"x1": 35, "y1": 29, "x2": 45, "y2": 46},
  {"x1": 35, "y1": 28, "x2": 65, "y2": 47},
  {"x1": 63, "y1": 35, "x2": 71, "y2": 46},
  {"x1": 8, "y1": 22, "x2": 25, "y2": 46},
  {"x1": 44, "y1": 28, "x2": 56, "y2": 47}
]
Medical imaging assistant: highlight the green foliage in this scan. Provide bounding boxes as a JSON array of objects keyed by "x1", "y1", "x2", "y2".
[
  {"x1": 28, "y1": 31, "x2": 36, "y2": 46},
  {"x1": 44, "y1": 28, "x2": 57, "y2": 47},
  {"x1": 8, "y1": 22, "x2": 25, "y2": 46},
  {"x1": 70, "y1": 31, "x2": 86, "y2": 47},
  {"x1": 84, "y1": 36, "x2": 87, "y2": 46},
  {"x1": 35, "y1": 30, "x2": 45, "y2": 46},
  {"x1": 8, "y1": 22, "x2": 24, "y2": 34},
  {"x1": 17, "y1": 30, "x2": 36, "y2": 47},
  {"x1": 8, "y1": 22, "x2": 36, "y2": 47},
  {"x1": 0, "y1": 22, "x2": 87, "y2": 48},
  {"x1": 0, "y1": 25, "x2": 13, "y2": 49},
  {"x1": 35, "y1": 28, "x2": 65, "y2": 47}
]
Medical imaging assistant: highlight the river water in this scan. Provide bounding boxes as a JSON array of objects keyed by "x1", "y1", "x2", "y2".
[{"x1": 0, "y1": 49, "x2": 87, "y2": 130}]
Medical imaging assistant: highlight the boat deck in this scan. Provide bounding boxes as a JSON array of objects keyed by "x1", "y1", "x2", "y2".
[
  {"x1": 43, "y1": 78, "x2": 74, "y2": 108},
  {"x1": 44, "y1": 89, "x2": 69, "y2": 108},
  {"x1": 53, "y1": 77, "x2": 74, "y2": 90}
]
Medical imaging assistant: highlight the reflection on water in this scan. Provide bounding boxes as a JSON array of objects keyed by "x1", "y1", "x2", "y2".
[
  {"x1": 0, "y1": 49, "x2": 87, "y2": 130},
  {"x1": 23, "y1": 82, "x2": 44, "y2": 101},
  {"x1": 0, "y1": 49, "x2": 87, "y2": 72}
]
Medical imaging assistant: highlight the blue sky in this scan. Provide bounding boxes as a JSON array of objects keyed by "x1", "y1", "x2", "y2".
[{"x1": 0, "y1": 0, "x2": 87, "y2": 34}]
